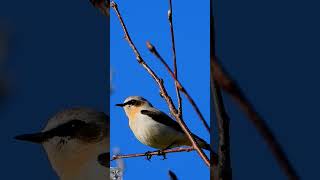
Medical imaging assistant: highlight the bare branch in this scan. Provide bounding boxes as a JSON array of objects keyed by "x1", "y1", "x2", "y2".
[
  {"x1": 167, "y1": 0, "x2": 182, "y2": 117},
  {"x1": 168, "y1": 170, "x2": 178, "y2": 180},
  {"x1": 146, "y1": 41, "x2": 210, "y2": 132},
  {"x1": 212, "y1": 58, "x2": 299, "y2": 179},
  {"x1": 212, "y1": 80, "x2": 232, "y2": 180},
  {"x1": 211, "y1": 11, "x2": 232, "y2": 180},
  {"x1": 89, "y1": 0, "x2": 110, "y2": 16},
  {"x1": 111, "y1": 147, "x2": 195, "y2": 161},
  {"x1": 110, "y1": 1, "x2": 213, "y2": 167}
]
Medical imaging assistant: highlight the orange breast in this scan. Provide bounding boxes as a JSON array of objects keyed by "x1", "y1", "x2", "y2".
[{"x1": 127, "y1": 107, "x2": 142, "y2": 123}]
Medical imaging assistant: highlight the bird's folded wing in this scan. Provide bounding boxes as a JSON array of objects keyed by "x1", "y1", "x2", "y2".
[
  {"x1": 141, "y1": 110, "x2": 209, "y2": 148},
  {"x1": 140, "y1": 110, "x2": 184, "y2": 133}
]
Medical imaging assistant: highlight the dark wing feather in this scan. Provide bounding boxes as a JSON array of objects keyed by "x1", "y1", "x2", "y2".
[
  {"x1": 140, "y1": 110, "x2": 184, "y2": 133},
  {"x1": 141, "y1": 109, "x2": 211, "y2": 151}
]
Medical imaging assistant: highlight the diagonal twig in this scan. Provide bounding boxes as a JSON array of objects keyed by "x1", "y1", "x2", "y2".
[
  {"x1": 168, "y1": 170, "x2": 179, "y2": 180},
  {"x1": 212, "y1": 58, "x2": 299, "y2": 179},
  {"x1": 110, "y1": 1, "x2": 214, "y2": 167},
  {"x1": 146, "y1": 41, "x2": 210, "y2": 132}
]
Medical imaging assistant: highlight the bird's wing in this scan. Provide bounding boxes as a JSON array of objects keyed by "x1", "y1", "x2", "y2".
[
  {"x1": 140, "y1": 109, "x2": 184, "y2": 133},
  {"x1": 97, "y1": 152, "x2": 109, "y2": 168},
  {"x1": 141, "y1": 109, "x2": 211, "y2": 150}
]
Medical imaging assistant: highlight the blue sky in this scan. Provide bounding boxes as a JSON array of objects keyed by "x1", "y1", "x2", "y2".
[{"x1": 110, "y1": 0, "x2": 210, "y2": 179}]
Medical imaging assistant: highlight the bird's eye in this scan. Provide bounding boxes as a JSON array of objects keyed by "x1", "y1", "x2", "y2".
[
  {"x1": 68, "y1": 120, "x2": 85, "y2": 129},
  {"x1": 130, "y1": 100, "x2": 137, "y2": 104},
  {"x1": 127, "y1": 100, "x2": 137, "y2": 106}
]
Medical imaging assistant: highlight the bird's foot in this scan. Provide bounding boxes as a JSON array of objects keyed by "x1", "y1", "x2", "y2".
[
  {"x1": 157, "y1": 149, "x2": 167, "y2": 160},
  {"x1": 144, "y1": 151, "x2": 153, "y2": 161}
]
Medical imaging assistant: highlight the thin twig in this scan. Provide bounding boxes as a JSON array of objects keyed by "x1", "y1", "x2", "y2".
[
  {"x1": 146, "y1": 41, "x2": 210, "y2": 132},
  {"x1": 168, "y1": 170, "x2": 178, "y2": 180},
  {"x1": 211, "y1": 10, "x2": 232, "y2": 180},
  {"x1": 111, "y1": 147, "x2": 195, "y2": 161},
  {"x1": 167, "y1": 0, "x2": 182, "y2": 117},
  {"x1": 110, "y1": 1, "x2": 213, "y2": 167},
  {"x1": 212, "y1": 80, "x2": 232, "y2": 180}
]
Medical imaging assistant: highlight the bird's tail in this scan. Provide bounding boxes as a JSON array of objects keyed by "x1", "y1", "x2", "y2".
[
  {"x1": 193, "y1": 134, "x2": 213, "y2": 152},
  {"x1": 192, "y1": 134, "x2": 218, "y2": 165}
]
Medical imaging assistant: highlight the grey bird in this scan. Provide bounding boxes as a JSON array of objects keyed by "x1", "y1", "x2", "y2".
[{"x1": 15, "y1": 108, "x2": 109, "y2": 180}]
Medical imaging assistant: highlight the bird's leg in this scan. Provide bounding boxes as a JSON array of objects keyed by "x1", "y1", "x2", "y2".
[
  {"x1": 144, "y1": 151, "x2": 153, "y2": 161},
  {"x1": 158, "y1": 142, "x2": 175, "y2": 160},
  {"x1": 157, "y1": 149, "x2": 167, "y2": 160}
]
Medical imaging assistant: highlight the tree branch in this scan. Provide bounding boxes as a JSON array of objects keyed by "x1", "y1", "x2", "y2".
[
  {"x1": 110, "y1": 1, "x2": 214, "y2": 167},
  {"x1": 212, "y1": 58, "x2": 299, "y2": 179},
  {"x1": 212, "y1": 78, "x2": 232, "y2": 180},
  {"x1": 167, "y1": 0, "x2": 182, "y2": 117},
  {"x1": 168, "y1": 170, "x2": 179, "y2": 180},
  {"x1": 111, "y1": 147, "x2": 195, "y2": 161},
  {"x1": 146, "y1": 41, "x2": 210, "y2": 132},
  {"x1": 89, "y1": 0, "x2": 110, "y2": 16},
  {"x1": 211, "y1": 8, "x2": 232, "y2": 180}
]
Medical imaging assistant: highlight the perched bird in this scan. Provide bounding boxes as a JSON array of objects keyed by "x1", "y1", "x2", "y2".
[
  {"x1": 15, "y1": 108, "x2": 109, "y2": 180},
  {"x1": 116, "y1": 96, "x2": 211, "y2": 151}
]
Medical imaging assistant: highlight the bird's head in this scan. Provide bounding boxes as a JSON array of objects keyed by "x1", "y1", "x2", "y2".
[
  {"x1": 15, "y1": 108, "x2": 109, "y2": 177},
  {"x1": 116, "y1": 96, "x2": 153, "y2": 119}
]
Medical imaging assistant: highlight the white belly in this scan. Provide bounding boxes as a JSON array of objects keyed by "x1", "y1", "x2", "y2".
[{"x1": 129, "y1": 114, "x2": 185, "y2": 149}]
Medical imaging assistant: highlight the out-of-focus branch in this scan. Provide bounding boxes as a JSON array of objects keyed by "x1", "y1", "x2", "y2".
[
  {"x1": 211, "y1": 9, "x2": 232, "y2": 180},
  {"x1": 212, "y1": 59, "x2": 299, "y2": 179},
  {"x1": 212, "y1": 78, "x2": 232, "y2": 180},
  {"x1": 89, "y1": 0, "x2": 110, "y2": 16},
  {"x1": 146, "y1": 41, "x2": 210, "y2": 132},
  {"x1": 168, "y1": 170, "x2": 178, "y2": 180},
  {"x1": 110, "y1": 1, "x2": 213, "y2": 167},
  {"x1": 111, "y1": 147, "x2": 195, "y2": 161}
]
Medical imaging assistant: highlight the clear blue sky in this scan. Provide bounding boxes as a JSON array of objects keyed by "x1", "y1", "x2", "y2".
[{"x1": 110, "y1": 0, "x2": 210, "y2": 179}]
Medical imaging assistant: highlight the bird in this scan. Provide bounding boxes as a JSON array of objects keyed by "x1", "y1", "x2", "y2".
[
  {"x1": 15, "y1": 107, "x2": 109, "y2": 180},
  {"x1": 116, "y1": 96, "x2": 211, "y2": 153}
]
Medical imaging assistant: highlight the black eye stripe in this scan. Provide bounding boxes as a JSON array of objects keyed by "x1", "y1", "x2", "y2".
[
  {"x1": 45, "y1": 119, "x2": 87, "y2": 138},
  {"x1": 125, "y1": 100, "x2": 141, "y2": 106}
]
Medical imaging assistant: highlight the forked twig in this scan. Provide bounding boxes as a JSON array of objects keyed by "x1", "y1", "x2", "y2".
[
  {"x1": 110, "y1": 1, "x2": 213, "y2": 167},
  {"x1": 146, "y1": 41, "x2": 210, "y2": 132}
]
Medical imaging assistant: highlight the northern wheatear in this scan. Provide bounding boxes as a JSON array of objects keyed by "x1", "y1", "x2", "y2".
[
  {"x1": 15, "y1": 108, "x2": 109, "y2": 180},
  {"x1": 116, "y1": 96, "x2": 210, "y2": 152}
]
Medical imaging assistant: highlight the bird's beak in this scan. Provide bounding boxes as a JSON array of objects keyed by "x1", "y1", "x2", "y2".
[
  {"x1": 15, "y1": 132, "x2": 46, "y2": 144},
  {"x1": 115, "y1": 103, "x2": 125, "y2": 107}
]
